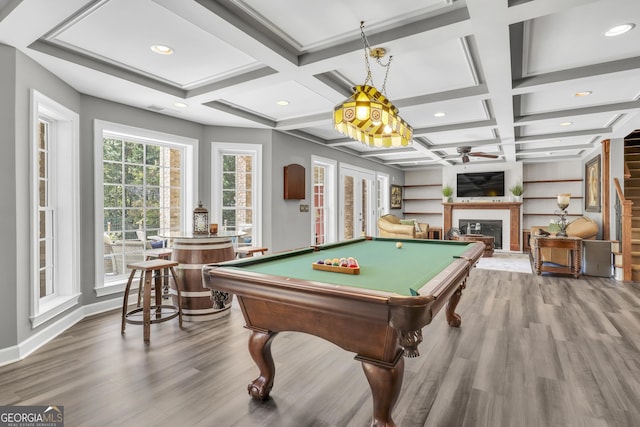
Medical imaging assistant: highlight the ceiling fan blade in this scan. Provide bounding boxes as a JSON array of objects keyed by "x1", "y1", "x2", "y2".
[{"x1": 469, "y1": 152, "x2": 499, "y2": 159}]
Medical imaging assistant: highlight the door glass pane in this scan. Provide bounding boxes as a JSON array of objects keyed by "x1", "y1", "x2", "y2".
[
  {"x1": 361, "y1": 179, "x2": 368, "y2": 237},
  {"x1": 313, "y1": 165, "x2": 326, "y2": 245},
  {"x1": 343, "y1": 176, "x2": 354, "y2": 240}
]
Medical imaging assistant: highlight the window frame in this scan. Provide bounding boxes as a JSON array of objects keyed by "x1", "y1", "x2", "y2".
[
  {"x1": 211, "y1": 143, "x2": 262, "y2": 248},
  {"x1": 93, "y1": 120, "x2": 198, "y2": 296},
  {"x1": 311, "y1": 156, "x2": 337, "y2": 245},
  {"x1": 30, "y1": 90, "x2": 81, "y2": 328}
]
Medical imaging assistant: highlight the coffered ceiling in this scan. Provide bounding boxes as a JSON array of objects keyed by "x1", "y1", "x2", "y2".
[{"x1": 1, "y1": 0, "x2": 639, "y2": 169}]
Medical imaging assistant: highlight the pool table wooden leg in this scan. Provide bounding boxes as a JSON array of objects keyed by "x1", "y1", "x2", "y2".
[
  {"x1": 445, "y1": 281, "x2": 465, "y2": 327},
  {"x1": 247, "y1": 329, "x2": 278, "y2": 400},
  {"x1": 361, "y1": 355, "x2": 404, "y2": 427}
]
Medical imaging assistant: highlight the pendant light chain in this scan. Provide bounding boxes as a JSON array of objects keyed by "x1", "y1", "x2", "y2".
[
  {"x1": 332, "y1": 21, "x2": 413, "y2": 148},
  {"x1": 359, "y1": 21, "x2": 393, "y2": 96},
  {"x1": 360, "y1": 22, "x2": 374, "y2": 87}
]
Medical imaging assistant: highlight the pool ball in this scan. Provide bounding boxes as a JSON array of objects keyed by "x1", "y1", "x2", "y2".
[
  {"x1": 396, "y1": 242, "x2": 403, "y2": 249},
  {"x1": 324, "y1": 258, "x2": 333, "y2": 265}
]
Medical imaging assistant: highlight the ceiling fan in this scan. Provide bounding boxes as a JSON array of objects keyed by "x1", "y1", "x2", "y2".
[{"x1": 456, "y1": 146, "x2": 499, "y2": 163}]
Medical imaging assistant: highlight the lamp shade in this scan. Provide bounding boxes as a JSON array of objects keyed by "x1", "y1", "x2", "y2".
[
  {"x1": 557, "y1": 193, "x2": 570, "y2": 209},
  {"x1": 334, "y1": 85, "x2": 413, "y2": 148}
]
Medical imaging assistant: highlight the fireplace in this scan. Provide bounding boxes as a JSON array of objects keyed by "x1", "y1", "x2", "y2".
[
  {"x1": 459, "y1": 219, "x2": 503, "y2": 250},
  {"x1": 443, "y1": 201, "x2": 522, "y2": 251}
]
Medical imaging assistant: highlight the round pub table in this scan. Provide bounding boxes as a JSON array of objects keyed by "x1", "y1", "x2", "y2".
[{"x1": 161, "y1": 231, "x2": 244, "y2": 321}]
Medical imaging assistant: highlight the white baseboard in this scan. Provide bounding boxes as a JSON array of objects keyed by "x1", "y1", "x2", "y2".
[{"x1": 0, "y1": 296, "x2": 126, "y2": 367}]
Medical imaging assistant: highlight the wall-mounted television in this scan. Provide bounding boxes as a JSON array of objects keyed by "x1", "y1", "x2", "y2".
[{"x1": 456, "y1": 171, "x2": 505, "y2": 197}]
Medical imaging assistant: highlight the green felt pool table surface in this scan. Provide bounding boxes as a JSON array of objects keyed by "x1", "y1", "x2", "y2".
[{"x1": 229, "y1": 238, "x2": 475, "y2": 296}]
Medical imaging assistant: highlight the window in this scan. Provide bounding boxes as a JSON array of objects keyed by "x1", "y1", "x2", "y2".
[
  {"x1": 212, "y1": 143, "x2": 262, "y2": 248},
  {"x1": 94, "y1": 121, "x2": 197, "y2": 295},
  {"x1": 103, "y1": 138, "x2": 182, "y2": 276},
  {"x1": 30, "y1": 90, "x2": 81, "y2": 327},
  {"x1": 37, "y1": 120, "x2": 54, "y2": 299},
  {"x1": 311, "y1": 156, "x2": 337, "y2": 245}
]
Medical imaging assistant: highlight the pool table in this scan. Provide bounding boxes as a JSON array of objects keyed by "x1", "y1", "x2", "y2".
[{"x1": 203, "y1": 237, "x2": 484, "y2": 427}]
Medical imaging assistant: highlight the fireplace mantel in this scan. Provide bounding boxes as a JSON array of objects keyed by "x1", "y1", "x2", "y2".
[{"x1": 443, "y1": 202, "x2": 522, "y2": 251}]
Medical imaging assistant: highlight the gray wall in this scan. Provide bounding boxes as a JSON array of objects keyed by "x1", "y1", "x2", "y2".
[
  {"x1": 270, "y1": 131, "x2": 404, "y2": 253},
  {"x1": 201, "y1": 127, "x2": 404, "y2": 253},
  {"x1": 12, "y1": 47, "x2": 82, "y2": 345},
  {"x1": 0, "y1": 45, "x2": 17, "y2": 349}
]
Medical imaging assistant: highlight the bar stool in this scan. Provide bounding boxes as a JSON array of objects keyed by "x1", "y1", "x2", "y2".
[
  {"x1": 138, "y1": 248, "x2": 173, "y2": 307},
  {"x1": 236, "y1": 247, "x2": 268, "y2": 258},
  {"x1": 121, "y1": 259, "x2": 182, "y2": 343}
]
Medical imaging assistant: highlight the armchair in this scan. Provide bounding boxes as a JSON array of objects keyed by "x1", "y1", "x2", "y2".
[
  {"x1": 136, "y1": 230, "x2": 167, "y2": 249},
  {"x1": 378, "y1": 214, "x2": 428, "y2": 239}
]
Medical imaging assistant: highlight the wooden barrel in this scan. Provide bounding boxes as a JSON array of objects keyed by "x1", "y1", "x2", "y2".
[{"x1": 170, "y1": 236, "x2": 235, "y2": 321}]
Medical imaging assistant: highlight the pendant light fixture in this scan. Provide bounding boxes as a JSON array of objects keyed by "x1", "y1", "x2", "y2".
[{"x1": 333, "y1": 22, "x2": 413, "y2": 148}]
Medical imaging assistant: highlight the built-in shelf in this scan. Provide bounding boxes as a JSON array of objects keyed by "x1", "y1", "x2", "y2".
[
  {"x1": 402, "y1": 183, "x2": 444, "y2": 221},
  {"x1": 523, "y1": 196, "x2": 584, "y2": 200},
  {"x1": 523, "y1": 179, "x2": 582, "y2": 184},
  {"x1": 403, "y1": 184, "x2": 441, "y2": 188},
  {"x1": 521, "y1": 177, "x2": 583, "y2": 231},
  {"x1": 524, "y1": 213, "x2": 582, "y2": 216},
  {"x1": 404, "y1": 211, "x2": 442, "y2": 215}
]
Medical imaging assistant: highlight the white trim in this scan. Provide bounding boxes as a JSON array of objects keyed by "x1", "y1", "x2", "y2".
[
  {"x1": 93, "y1": 120, "x2": 199, "y2": 292},
  {"x1": 30, "y1": 90, "x2": 81, "y2": 328},
  {"x1": 311, "y1": 155, "x2": 337, "y2": 245},
  {"x1": 30, "y1": 293, "x2": 81, "y2": 328},
  {"x1": 376, "y1": 173, "x2": 390, "y2": 236},
  {"x1": 211, "y1": 142, "x2": 263, "y2": 247}
]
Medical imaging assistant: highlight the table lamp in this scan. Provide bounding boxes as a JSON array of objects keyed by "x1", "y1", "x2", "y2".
[{"x1": 556, "y1": 193, "x2": 570, "y2": 237}]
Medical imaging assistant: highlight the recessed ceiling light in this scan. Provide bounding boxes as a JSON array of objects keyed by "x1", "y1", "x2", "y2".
[
  {"x1": 150, "y1": 45, "x2": 174, "y2": 55},
  {"x1": 276, "y1": 100, "x2": 289, "y2": 106},
  {"x1": 604, "y1": 23, "x2": 635, "y2": 37},
  {"x1": 434, "y1": 112, "x2": 446, "y2": 117},
  {"x1": 173, "y1": 102, "x2": 188, "y2": 108},
  {"x1": 574, "y1": 91, "x2": 592, "y2": 97},
  {"x1": 560, "y1": 121, "x2": 573, "y2": 126}
]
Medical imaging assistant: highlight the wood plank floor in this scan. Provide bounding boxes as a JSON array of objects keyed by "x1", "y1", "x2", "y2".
[{"x1": 2, "y1": 268, "x2": 640, "y2": 426}]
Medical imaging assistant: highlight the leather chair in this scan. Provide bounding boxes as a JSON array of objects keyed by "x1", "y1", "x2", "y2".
[{"x1": 378, "y1": 214, "x2": 428, "y2": 239}]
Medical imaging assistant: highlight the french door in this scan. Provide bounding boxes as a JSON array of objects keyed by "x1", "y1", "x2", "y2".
[{"x1": 339, "y1": 165, "x2": 376, "y2": 240}]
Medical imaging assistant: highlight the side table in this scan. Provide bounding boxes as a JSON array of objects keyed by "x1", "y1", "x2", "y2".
[{"x1": 533, "y1": 235, "x2": 582, "y2": 278}]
